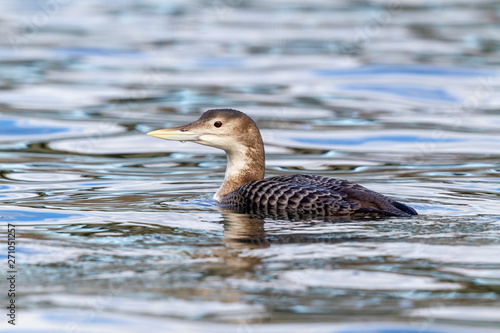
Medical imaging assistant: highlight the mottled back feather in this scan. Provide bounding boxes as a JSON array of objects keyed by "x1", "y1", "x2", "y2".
[{"x1": 220, "y1": 174, "x2": 417, "y2": 217}]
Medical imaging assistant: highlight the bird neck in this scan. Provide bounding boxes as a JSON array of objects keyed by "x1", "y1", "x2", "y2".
[{"x1": 214, "y1": 143, "x2": 265, "y2": 202}]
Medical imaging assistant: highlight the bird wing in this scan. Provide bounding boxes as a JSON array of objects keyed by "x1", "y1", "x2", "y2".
[
  {"x1": 269, "y1": 174, "x2": 417, "y2": 216},
  {"x1": 221, "y1": 174, "x2": 417, "y2": 217},
  {"x1": 220, "y1": 176, "x2": 362, "y2": 216}
]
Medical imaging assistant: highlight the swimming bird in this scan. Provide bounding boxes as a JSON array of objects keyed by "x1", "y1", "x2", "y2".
[{"x1": 147, "y1": 109, "x2": 418, "y2": 217}]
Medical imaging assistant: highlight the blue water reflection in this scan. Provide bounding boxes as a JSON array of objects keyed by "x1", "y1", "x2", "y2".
[
  {"x1": 339, "y1": 84, "x2": 457, "y2": 102},
  {"x1": 315, "y1": 65, "x2": 490, "y2": 77},
  {"x1": 294, "y1": 135, "x2": 460, "y2": 146},
  {"x1": 53, "y1": 47, "x2": 143, "y2": 58},
  {"x1": 0, "y1": 119, "x2": 67, "y2": 136},
  {"x1": 196, "y1": 57, "x2": 246, "y2": 68},
  {"x1": 0, "y1": 209, "x2": 79, "y2": 222}
]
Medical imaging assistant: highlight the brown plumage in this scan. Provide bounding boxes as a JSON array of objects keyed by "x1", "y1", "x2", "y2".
[{"x1": 148, "y1": 109, "x2": 418, "y2": 218}]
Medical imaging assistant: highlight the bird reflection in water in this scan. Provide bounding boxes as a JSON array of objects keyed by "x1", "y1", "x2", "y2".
[{"x1": 221, "y1": 210, "x2": 370, "y2": 250}]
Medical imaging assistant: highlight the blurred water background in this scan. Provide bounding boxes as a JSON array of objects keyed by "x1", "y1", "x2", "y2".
[{"x1": 1, "y1": 0, "x2": 500, "y2": 332}]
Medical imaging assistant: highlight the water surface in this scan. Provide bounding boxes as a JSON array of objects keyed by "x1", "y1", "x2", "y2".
[{"x1": 1, "y1": 1, "x2": 500, "y2": 332}]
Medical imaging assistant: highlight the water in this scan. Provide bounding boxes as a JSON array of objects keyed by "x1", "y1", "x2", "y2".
[{"x1": 1, "y1": 0, "x2": 500, "y2": 332}]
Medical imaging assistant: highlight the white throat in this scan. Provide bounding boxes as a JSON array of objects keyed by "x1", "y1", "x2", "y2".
[{"x1": 214, "y1": 145, "x2": 264, "y2": 202}]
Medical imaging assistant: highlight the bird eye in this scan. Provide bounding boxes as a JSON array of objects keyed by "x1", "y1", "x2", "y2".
[{"x1": 214, "y1": 121, "x2": 222, "y2": 128}]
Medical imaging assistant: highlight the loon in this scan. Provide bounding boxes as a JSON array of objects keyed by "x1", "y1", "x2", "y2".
[{"x1": 147, "y1": 109, "x2": 418, "y2": 217}]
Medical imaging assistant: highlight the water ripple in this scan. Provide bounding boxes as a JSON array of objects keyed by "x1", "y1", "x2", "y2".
[{"x1": 1, "y1": 0, "x2": 499, "y2": 331}]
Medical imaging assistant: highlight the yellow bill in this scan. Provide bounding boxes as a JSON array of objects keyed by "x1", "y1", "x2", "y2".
[{"x1": 147, "y1": 127, "x2": 200, "y2": 141}]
